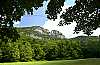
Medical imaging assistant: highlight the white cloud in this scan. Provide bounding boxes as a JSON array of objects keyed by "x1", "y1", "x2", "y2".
[
  {"x1": 92, "y1": 28, "x2": 100, "y2": 36},
  {"x1": 14, "y1": 21, "x2": 20, "y2": 27},
  {"x1": 43, "y1": 3, "x2": 100, "y2": 38},
  {"x1": 43, "y1": 18, "x2": 86, "y2": 38}
]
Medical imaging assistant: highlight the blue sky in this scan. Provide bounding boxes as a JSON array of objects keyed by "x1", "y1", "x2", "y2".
[
  {"x1": 15, "y1": 0, "x2": 75, "y2": 27},
  {"x1": 17, "y1": 1, "x2": 48, "y2": 27}
]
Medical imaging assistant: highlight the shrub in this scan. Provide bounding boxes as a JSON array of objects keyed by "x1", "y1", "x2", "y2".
[
  {"x1": 0, "y1": 42, "x2": 20, "y2": 62},
  {"x1": 32, "y1": 44, "x2": 45, "y2": 60},
  {"x1": 19, "y1": 41, "x2": 32, "y2": 61}
]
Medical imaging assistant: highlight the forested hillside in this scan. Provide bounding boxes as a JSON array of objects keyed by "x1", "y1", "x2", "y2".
[
  {"x1": 0, "y1": 28, "x2": 100, "y2": 62},
  {"x1": 17, "y1": 26, "x2": 65, "y2": 39}
]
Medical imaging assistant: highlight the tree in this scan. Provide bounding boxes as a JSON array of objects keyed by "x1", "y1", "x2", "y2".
[
  {"x1": 46, "y1": 0, "x2": 100, "y2": 35},
  {"x1": 32, "y1": 44, "x2": 45, "y2": 60},
  {"x1": 0, "y1": 42, "x2": 20, "y2": 62},
  {"x1": 0, "y1": 0, "x2": 46, "y2": 26},
  {"x1": 0, "y1": 47, "x2": 2, "y2": 62},
  {"x1": 46, "y1": 0, "x2": 65, "y2": 20},
  {"x1": 0, "y1": 0, "x2": 47, "y2": 42},
  {"x1": 19, "y1": 41, "x2": 33, "y2": 61}
]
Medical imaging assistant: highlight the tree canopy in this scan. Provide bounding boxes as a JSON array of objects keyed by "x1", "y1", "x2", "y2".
[
  {"x1": 0, "y1": 0, "x2": 100, "y2": 42},
  {"x1": 0, "y1": 0, "x2": 47, "y2": 41},
  {"x1": 46, "y1": 0, "x2": 100, "y2": 35},
  {"x1": 59, "y1": 0, "x2": 100, "y2": 35}
]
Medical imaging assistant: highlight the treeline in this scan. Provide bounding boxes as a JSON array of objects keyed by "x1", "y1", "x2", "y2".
[{"x1": 0, "y1": 36, "x2": 100, "y2": 62}]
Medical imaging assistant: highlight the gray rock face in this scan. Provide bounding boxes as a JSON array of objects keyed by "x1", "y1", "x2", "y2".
[{"x1": 18, "y1": 26, "x2": 65, "y2": 39}]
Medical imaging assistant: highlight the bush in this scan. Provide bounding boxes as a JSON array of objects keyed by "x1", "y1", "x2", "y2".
[
  {"x1": 0, "y1": 48, "x2": 2, "y2": 62},
  {"x1": 44, "y1": 44, "x2": 59, "y2": 60},
  {"x1": 19, "y1": 41, "x2": 32, "y2": 61},
  {"x1": 8, "y1": 43, "x2": 20, "y2": 62},
  {"x1": 32, "y1": 44, "x2": 45, "y2": 60},
  {"x1": 0, "y1": 42, "x2": 20, "y2": 62}
]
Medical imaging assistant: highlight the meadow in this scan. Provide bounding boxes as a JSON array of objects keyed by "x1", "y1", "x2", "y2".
[{"x1": 0, "y1": 58, "x2": 100, "y2": 65}]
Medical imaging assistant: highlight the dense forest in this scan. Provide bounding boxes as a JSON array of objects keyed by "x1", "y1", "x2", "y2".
[{"x1": 0, "y1": 27, "x2": 100, "y2": 62}]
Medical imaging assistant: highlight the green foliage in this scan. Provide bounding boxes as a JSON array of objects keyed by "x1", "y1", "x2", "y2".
[
  {"x1": 0, "y1": 0, "x2": 47, "y2": 42},
  {"x1": 0, "y1": 28, "x2": 20, "y2": 43},
  {"x1": 1, "y1": 35, "x2": 100, "y2": 62},
  {"x1": 0, "y1": 48, "x2": 2, "y2": 61},
  {"x1": 46, "y1": 0, "x2": 100, "y2": 35},
  {"x1": 0, "y1": 42, "x2": 20, "y2": 62},
  {"x1": 82, "y1": 39, "x2": 100, "y2": 58},
  {"x1": 46, "y1": 0, "x2": 65, "y2": 20},
  {"x1": 59, "y1": 0, "x2": 100, "y2": 35},
  {"x1": 44, "y1": 44, "x2": 59, "y2": 60},
  {"x1": 19, "y1": 41, "x2": 32, "y2": 61},
  {"x1": 8, "y1": 43, "x2": 20, "y2": 62},
  {"x1": 0, "y1": 0, "x2": 46, "y2": 27},
  {"x1": 56, "y1": 40, "x2": 82, "y2": 59},
  {"x1": 32, "y1": 44, "x2": 45, "y2": 60}
]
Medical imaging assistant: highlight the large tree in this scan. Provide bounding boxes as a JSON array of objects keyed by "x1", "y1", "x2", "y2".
[
  {"x1": 46, "y1": 0, "x2": 100, "y2": 35},
  {"x1": 0, "y1": 0, "x2": 47, "y2": 42}
]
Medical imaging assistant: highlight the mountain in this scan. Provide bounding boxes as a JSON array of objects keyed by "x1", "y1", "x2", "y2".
[
  {"x1": 71, "y1": 36, "x2": 99, "y2": 40},
  {"x1": 70, "y1": 35, "x2": 100, "y2": 44},
  {"x1": 17, "y1": 26, "x2": 65, "y2": 39}
]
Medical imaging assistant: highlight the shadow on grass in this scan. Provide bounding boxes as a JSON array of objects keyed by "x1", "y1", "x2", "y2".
[{"x1": 0, "y1": 58, "x2": 100, "y2": 65}]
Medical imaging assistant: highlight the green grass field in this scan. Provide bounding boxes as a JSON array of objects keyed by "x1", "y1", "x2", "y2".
[{"x1": 0, "y1": 58, "x2": 100, "y2": 65}]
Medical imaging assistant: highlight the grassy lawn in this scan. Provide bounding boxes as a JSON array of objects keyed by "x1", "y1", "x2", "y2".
[{"x1": 0, "y1": 58, "x2": 100, "y2": 65}]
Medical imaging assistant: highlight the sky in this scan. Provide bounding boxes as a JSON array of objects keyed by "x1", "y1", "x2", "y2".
[{"x1": 14, "y1": 0, "x2": 100, "y2": 38}]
